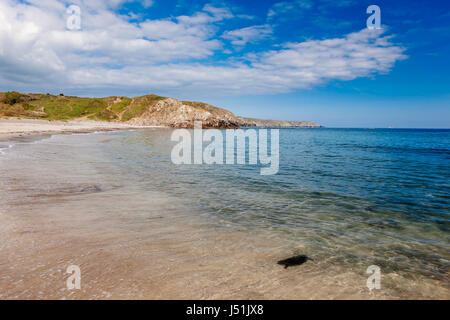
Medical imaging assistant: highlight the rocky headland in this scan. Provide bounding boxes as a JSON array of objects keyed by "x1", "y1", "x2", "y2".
[{"x1": 0, "y1": 92, "x2": 321, "y2": 129}]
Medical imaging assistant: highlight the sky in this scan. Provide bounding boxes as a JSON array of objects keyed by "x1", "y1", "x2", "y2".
[{"x1": 0, "y1": 0, "x2": 449, "y2": 128}]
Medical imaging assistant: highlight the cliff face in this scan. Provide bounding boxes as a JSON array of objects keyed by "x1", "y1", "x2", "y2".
[
  {"x1": 0, "y1": 92, "x2": 321, "y2": 129},
  {"x1": 128, "y1": 98, "x2": 240, "y2": 129}
]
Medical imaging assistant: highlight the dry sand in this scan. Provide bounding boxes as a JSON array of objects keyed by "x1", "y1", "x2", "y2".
[{"x1": 0, "y1": 118, "x2": 159, "y2": 137}]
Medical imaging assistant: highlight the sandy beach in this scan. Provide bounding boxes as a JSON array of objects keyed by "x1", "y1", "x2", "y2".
[{"x1": 0, "y1": 118, "x2": 158, "y2": 138}]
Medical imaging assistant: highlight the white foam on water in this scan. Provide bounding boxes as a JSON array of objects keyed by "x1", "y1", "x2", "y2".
[
  {"x1": 0, "y1": 143, "x2": 14, "y2": 155},
  {"x1": 70, "y1": 131, "x2": 100, "y2": 136}
]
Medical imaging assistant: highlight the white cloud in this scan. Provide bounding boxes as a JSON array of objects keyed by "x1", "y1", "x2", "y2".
[
  {"x1": 222, "y1": 25, "x2": 273, "y2": 46},
  {"x1": 0, "y1": 1, "x2": 407, "y2": 97},
  {"x1": 65, "y1": 28, "x2": 406, "y2": 96},
  {"x1": 202, "y1": 4, "x2": 234, "y2": 20}
]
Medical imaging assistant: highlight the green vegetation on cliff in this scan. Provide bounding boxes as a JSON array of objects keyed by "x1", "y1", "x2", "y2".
[
  {"x1": 0, "y1": 92, "x2": 165, "y2": 122},
  {"x1": 0, "y1": 91, "x2": 321, "y2": 128},
  {"x1": 121, "y1": 95, "x2": 165, "y2": 121}
]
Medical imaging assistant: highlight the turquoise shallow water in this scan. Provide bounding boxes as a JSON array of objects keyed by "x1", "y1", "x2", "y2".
[
  {"x1": 92, "y1": 128, "x2": 449, "y2": 281},
  {"x1": 1, "y1": 127, "x2": 449, "y2": 298}
]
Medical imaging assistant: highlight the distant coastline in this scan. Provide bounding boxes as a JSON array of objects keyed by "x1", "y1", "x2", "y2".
[{"x1": 0, "y1": 92, "x2": 321, "y2": 129}]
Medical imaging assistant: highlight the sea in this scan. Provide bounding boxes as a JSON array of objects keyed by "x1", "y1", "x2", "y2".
[{"x1": 0, "y1": 128, "x2": 448, "y2": 299}]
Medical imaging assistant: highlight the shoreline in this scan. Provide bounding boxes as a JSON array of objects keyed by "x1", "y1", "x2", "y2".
[
  {"x1": 0, "y1": 118, "x2": 162, "y2": 139},
  {"x1": 0, "y1": 126, "x2": 448, "y2": 299}
]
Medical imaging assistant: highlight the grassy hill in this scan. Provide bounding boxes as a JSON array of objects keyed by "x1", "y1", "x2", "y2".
[
  {"x1": 0, "y1": 91, "x2": 321, "y2": 128},
  {"x1": 0, "y1": 92, "x2": 167, "y2": 122}
]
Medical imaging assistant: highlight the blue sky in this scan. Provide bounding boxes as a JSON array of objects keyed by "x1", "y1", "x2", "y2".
[{"x1": 1, "y1": 0, "x2": 449, "y2": 127}]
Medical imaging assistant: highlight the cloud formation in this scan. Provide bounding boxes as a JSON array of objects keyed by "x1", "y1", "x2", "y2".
[
  {"x1": 0, "y1": 0, "x2": 407, "y2": 96},
  {"x1": 222, "y1": 25, "x2": 273, "y2": 46}
]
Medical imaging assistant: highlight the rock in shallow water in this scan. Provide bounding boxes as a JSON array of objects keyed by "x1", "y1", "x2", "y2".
[{"x1": 277, "y1": 255, "x2": 311, "y2": 269}]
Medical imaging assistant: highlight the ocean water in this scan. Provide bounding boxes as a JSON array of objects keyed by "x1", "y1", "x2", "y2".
[{"x1": 0, "y1": 128, "x2": 449, "y2": 299}]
